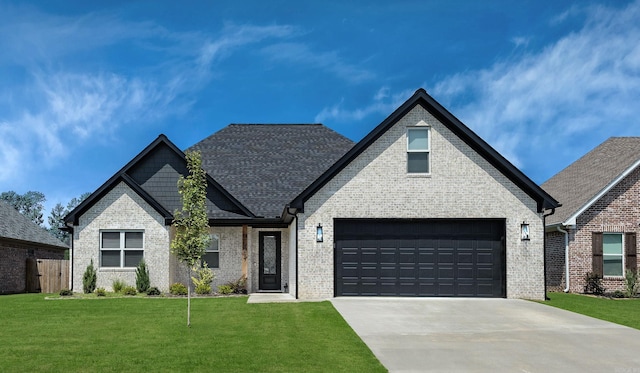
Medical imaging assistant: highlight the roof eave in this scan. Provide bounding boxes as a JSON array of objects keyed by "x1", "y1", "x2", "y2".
[
  {"x1": 291, "y1": 88, "x2": 561, "y2": 213},
  {"x1": 561, "y1": 158, "x2": 640, "y2": 227}
]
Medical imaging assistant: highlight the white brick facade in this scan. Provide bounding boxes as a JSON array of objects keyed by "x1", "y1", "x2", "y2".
[
  {"x1": 297, "y1": 105, "x2": 545, "y2": 300},
  {"x1": 72, "y1": 182, "x2": 170, "y2": 292}
]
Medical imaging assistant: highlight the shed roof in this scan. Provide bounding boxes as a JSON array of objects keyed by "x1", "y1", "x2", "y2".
[
  {"x1": 542, "y1": 137, "x2": 640, "y2": 226},
  {"x1": 0, "y1": 201, "x2": 67, "y2": 249}
]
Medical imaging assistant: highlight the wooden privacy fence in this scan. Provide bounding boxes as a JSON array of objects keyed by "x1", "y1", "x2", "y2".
[{"x1": 26, "y1": 258, "x2": 69, "y2": 293}]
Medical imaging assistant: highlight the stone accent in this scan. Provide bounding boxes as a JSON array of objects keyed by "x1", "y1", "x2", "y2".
[
  {"x1": 546, "y1": 166, "x2": 640, "y2": 293},
  {"x1": 0, "y1": 239, "x2": 66, "y2": 294},
  {"x1": 72, "y1": 182, "x2": 170, "y2": 292},
  {"x1": 297, "y1": 105, "x2": 545, "y2": 300}
]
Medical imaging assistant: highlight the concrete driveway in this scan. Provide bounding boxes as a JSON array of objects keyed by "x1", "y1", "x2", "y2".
[{"x1": 331, "y1": 297, "x2": 640, "y2": 372}]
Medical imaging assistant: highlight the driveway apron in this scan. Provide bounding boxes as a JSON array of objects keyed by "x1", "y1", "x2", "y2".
[{"x1": 331, "y1": 297, "x2": 640, "y2": 373}]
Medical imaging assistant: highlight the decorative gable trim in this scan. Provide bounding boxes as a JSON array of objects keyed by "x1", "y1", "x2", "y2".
[
  {"x1": 290, "y1": 89, "x2": 560, "y2": 213},
  {"x1": 64, "y1": 134, "x2": 254, "y2": 227},
  {"x1": 563, "y1": 158, "x2": 640, "y2": 227}
]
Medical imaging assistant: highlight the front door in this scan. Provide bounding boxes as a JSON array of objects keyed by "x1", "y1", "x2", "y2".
[{"x1": 259, "y1": 232, "x2": 281, "y2": 291}]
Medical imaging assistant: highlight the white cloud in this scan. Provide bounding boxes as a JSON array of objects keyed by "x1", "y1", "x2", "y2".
[
  {"x1": 0, "y1": 6, "x2": 297, "y2": 184},
  {"x1": 430, "y1": 0, "x2": 640, "y2": 176},
  {"x1": 315, "y1": 87, "x2": 413, "y2": 123},
  {"x1": 261, "y1": 42, "x2": 375, "y2": 84}
]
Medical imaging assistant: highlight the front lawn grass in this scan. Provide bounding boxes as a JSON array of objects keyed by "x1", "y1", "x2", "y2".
[
  {"x1": 0, "y1": 294, "x2": 385, "y2": 372},
  {"x1": 544, "y1": 292, "x2": 640, "y2": 330}
]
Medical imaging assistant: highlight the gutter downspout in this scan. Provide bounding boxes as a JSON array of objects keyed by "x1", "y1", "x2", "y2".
[{"x1": 557, "y1": 226, "x2": 570, "y2": 292}]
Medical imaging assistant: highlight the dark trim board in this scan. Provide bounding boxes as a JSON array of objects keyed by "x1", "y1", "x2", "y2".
[
  {"x1": 291, "y1": 89, "x2": 560, "y2": 213},
  {"x1": 334, "y1": 218, "x2": 506, "y2": 298}
]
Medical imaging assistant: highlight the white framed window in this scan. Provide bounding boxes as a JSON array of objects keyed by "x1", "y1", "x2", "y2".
[
  {"x1": 202, "y1": 234, "x2": 220, "y2": 268},
  {"x1": 603, "y1": 233, "x2": 624, "y2": 277},
  {"x1": 407, "y1": 127, "x2": 430, "y2": 173},
  {"x1": 100, "y1": 231, "x2": 144, "y2": 268}
]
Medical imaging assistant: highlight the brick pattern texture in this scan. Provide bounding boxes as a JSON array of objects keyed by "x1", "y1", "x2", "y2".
[
  {"x1": 546, "y1": 166, "x2": 640, "y2": 293},
  {"x1": 0, "y1": 239, "x2": 65, "y2": 294},
  {"x1": 298, "y1": 105, "x2": 546, "y2": 300},
  {"x1": 73, "y1": 183, "x2": 170, "y2": 292}
]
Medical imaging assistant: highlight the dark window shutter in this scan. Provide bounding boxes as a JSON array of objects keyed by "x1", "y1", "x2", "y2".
[
  {"x1": 626, "y1": 232, "x2": 637, "y2": 272},
  {"x1": 592, "y1": 232, "x2": 603, "y2": 277}
]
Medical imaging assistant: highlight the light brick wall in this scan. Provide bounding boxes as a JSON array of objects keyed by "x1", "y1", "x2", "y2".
[
  {"x1": 547, "y1": 166, "x2": 640, "y2": 293},
  {"x1": 170, "y1": 226, "x2": 245, "y2": 293},
  {"x1": 72, "y1": 182, "x2": 170, "y2": 292},
  {"x1": 298, "y1": 105, "x2": 545, "y2": 300}
]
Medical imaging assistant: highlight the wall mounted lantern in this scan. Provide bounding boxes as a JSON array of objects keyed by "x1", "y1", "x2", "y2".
[
  {"x1": 316, "y1": 224, "x2": 323, "y2": 242},
  {"x1": 521, "y1": 222, "x2": 530, "y2": 241}
]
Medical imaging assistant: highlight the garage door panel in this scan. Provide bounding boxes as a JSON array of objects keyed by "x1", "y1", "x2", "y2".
[
  {"x1": 457, "y1": 267, "x2": 474, "y2": 280},
  {"x1": 335, "y1": 219, "x2": 505, "y2": 297},
  {"x1": 418, "y1": 266, "x2": 436, "y2": 279},
  {"x1": 399, "y1": 266, "x2": 417, "y2": 278}
]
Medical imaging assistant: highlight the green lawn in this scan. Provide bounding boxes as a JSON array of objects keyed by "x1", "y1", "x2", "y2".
[
  {"x1": 544, "y1": 292, "x2": 640, "y2": 330},
  {"x1": 0, "y1": 294, "x2": 385, "y2": 373}
]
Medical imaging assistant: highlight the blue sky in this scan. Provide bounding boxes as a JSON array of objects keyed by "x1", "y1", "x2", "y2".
[{"x1": 1, "y1": 0, "x2": 639, "y2": 216}]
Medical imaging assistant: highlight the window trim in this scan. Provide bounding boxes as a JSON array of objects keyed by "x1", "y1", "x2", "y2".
[
  {"x1": 602, "y1": 232, "x2": 624, "y2": 277},
  {"x1": 99, "y1": 230, "x2": 144, "y2": 269},
  {"x1": 202, "y1": 233, "x2": 220, "y2": 269},
  {"x1": 406, "y1": 127, "x2": 431, "y2": 174}
]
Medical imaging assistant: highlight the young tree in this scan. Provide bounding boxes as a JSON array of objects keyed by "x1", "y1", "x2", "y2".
[{"x1": 170, "y1": 150, "x2": 210, "y2": 327}]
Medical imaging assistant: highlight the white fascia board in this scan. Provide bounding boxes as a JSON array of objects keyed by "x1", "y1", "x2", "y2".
[{"x1": 563, "y1": 158, "x2": 640, "y2": 226}]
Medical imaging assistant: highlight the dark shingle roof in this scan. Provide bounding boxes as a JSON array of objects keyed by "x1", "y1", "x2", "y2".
[
  {"x1": 542, "y1": 137, "x2": 640, "y2": 226},
  {"x1": 0, "y1": 201, "x2": 67, "y2": 249},
  {"x1": 190, "y1": 124, "x2": 355, "y2": 218},
  {"x1": 65, "y1": 135, "x2": 252, "y2": 226}
]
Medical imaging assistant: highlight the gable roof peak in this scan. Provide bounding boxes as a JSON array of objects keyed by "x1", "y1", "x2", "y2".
[{"x1": 291, "y1": 87, "x2": 559, "y2": 213}]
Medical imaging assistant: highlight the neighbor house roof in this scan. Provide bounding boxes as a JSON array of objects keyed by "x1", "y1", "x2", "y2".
[
  {"x1": 189, "y1": 124, "x2": 355, "y2": 218},
  {"x1": 542, "y1": 137, "x2": 640, "y2": 227},
  {"x1": 291, "y1": 88, "x2": 560, "y2": 213},
  {"x1": 65, "y1": 135, "x2": 253, "y2": 226},
  {"x1": 0, "y1": 201, "x2": 67, "y2": 249}
]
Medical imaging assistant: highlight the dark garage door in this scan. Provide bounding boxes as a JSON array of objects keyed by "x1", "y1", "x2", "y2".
[{"x1": 335, "y1": 219, "x2": 506, "y2": 297}]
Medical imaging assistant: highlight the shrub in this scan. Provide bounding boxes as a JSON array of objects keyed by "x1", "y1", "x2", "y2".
[
  {"x1": 170, "y1": 283, "x2": 188, "y2": 296},
  {"x1": 122, "y1": 286, "x2": 137, "y2": 296},
  {"x1": 217, "y1": 285, "x2": 234, "y2": 295},
  {"x1": 625, "y1": 269, "x2": 639, "y2": 298},
  {"x1": 112, "y1": 279, "x2": 126, "y2": 293},
  {"x1": 59, "y1": 289, "x2": 73, "y2": 296},
  {"x1": 229, "y1": 276, "x2": 247, "y2": 294},
  {"x1": 584, "y1": 272, "x2": 605, "y2": 295},
  {"x1": 192, "y1": 264, "x2": 215, "y2": 295},
  {"x1": 82, "y1": 259, "x2": 97, "y2": 294},
  {"x1": 95, "y1": 287, "x2": 106, "y2": 297},
  {"x1": 146, "y1": 287, "x2": 161, "y2": 296},
  {"x1": 135, "y1": 259, "x2": 151, "y2": 293},
  {"x1": 611, "y1": 290, "x2": 626, "y2": 298}
]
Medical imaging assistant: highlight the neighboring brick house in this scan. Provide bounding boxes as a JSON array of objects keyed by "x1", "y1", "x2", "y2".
[
  {"x1": 65, "y1": 89, "x2": 559, "y2": 300},
  {"x1": 543, "y1": 138, "x2": 640, "y2": 293},
  {"x1": 0, "y1": 201, "x2": 68, "y2": 294}
]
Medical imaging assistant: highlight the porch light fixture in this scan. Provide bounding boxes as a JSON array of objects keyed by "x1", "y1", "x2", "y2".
[
  {"x1": 521, "y1": 222, "x2": 530, "y2": 241},
  {"x1": 316, "y1": 224, "x2": 323, "y2": 243}
]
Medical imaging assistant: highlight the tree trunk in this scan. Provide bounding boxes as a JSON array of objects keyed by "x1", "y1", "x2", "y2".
[{"x1": 187, "y1": 265, "x2": 192, "y2": 327}]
